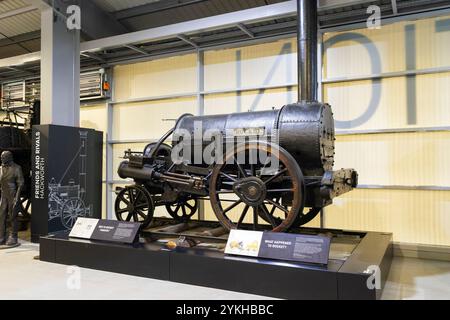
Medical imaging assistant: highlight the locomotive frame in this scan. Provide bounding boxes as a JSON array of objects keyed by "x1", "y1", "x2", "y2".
[{"x1": 114, "y1": 103, "x2": 358, "y2": 232}]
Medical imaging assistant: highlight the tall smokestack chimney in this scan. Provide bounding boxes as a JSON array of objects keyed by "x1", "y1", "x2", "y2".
[{"x1": 297, "y1": 0, "x2": 318, "y2": 102}]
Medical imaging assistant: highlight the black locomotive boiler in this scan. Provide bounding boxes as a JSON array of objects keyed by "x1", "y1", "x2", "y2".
[{"x1": 115, "y1": 102, "x2": 358, "y2": 232}]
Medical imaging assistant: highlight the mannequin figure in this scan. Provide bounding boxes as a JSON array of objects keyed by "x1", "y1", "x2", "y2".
[{"x1": 0, "y1": 151, "x2": 24, "y2": 246}]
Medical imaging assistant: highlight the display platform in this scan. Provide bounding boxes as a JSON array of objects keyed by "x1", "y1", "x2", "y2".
[{"x1": 39, "y1": 218, "x2": 392, "y2": 300}]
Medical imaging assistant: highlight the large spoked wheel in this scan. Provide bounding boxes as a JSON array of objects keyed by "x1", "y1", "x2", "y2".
[
  {"x1": 115, "y1": 185, "x2": 154, "y2": 229},
  {"x1": 61, "y1": 198, "x2": 86, "y2": 229},
  {"x1": 258, "y1": 196, "x2": 322, "y2": 227},
  {"x1": 209, "y1": 142, "x2": 305, "y2": 232},
  {"x1": 165, "y1": 198, "x2": 198, "y2": 222}
]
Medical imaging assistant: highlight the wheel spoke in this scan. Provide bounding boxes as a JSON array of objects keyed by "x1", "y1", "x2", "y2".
[
  {"x1": 237, "y1": 205, "x2": 250, "y2": 228},
  {"x1": 185, "y1": 202, "x2": 194, "y2": 210},
  {"x1": 126, "y1": 212, "x2": 133, "y2": 221},
  {"x1": 137, "y1": 210, "x2": 147, "y2": 219},
  {"x1": 250, "y1": 164, "x2": 256, "y2": 177},
  {"x1": 181, "y1": 205, "x2": 187, "y2": 217},
  {"x1": 253, "y1": 207, "x2": 258, "y2": 230},
  {"x1": 174, "y1": 205, "x2": 181, "y2": 214},
  {"x1": 269, "y1": 199, "x2": 278, "y2": 216},
  {"x1": 127, "y1": 189, "x2": 134, "y2": 203},
  {"x1": 266, "y1": 198, "x2": 290, "y2": 214},
  {"x1": 135, "y1": 203, "x2": 149, "y2": 210},
  {"x1": 216, "y1": 190, "x2": 234, "y2": 194},
  {"x1": 116, "y1": 208, "x2": 128, "y2": 214},
  {"x1": 234, "y1": 156, "x2": 247, "y2": 178},
  {"x1": 220, "y1": 172, "x2": 237, "y2": 182},
  {"x1": 222, "y1": 200, "x2": 242, "y2": 214},
  {"x1": 264, "y1": 168, "x2": 288, "y2": 185},
  {"x1": 118, "y1": 194, "x2": 130, "y2": 205},
  {"x1": 134, "y1": 191, "x2": 142, "y2": 205},
  {"x1": 266, "y1": 188, "x2": 294, "y2": 193},
  {"x1": 260, "y1": 204, "x2": 278, "y2": 228}
]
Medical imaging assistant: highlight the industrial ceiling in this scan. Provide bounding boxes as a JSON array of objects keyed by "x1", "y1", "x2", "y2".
[{"x1": 0, "y1": 0, "x2": 450, "y2": 82}]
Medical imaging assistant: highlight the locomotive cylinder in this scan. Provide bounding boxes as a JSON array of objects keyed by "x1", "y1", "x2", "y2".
[
  {"x1": 173, "y1": 102, "x2": 335, "y2": 176},
  {"x1": 118, "y1": 162, "x2": 154, "y2": 181}
]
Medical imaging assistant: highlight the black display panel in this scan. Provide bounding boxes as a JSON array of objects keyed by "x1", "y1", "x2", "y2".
[{"x1": 31, "y1": 124, "x2": 103, "y2": 242}]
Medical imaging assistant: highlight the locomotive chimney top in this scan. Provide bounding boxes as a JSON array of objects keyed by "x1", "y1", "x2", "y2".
[{"x1": 297, "y1": 0, "x2": 318, "y2": 102}]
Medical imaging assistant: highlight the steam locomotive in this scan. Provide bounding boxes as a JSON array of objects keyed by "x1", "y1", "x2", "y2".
[{"x1": 115, "y1": 102, "x2": 358, "y2": 232}]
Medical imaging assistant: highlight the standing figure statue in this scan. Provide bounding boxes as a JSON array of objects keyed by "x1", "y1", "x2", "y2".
[{"x1": 0, "y1": 151, "x2": 24, "y2": 247}]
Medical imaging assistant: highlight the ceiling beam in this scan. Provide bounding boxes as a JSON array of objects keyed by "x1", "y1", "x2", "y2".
[
  {"x1": 237, "y1": 23, "x2": 255, "y2": 38},
  {"x1": 80, "y1": 52, "x2": 106, "y2": 63},
  {"x1": 391, "y1": 0, "x2": 398, "y2": 14},
  {"x1": 0, "y1": 52, "x2": 40, "y2": 68},
  {"x1": 81, "y1": 0, "x2": 297, "y2": 52},
  {"x1": 124, "y1": 45, "x2": 150, "y2": 56},
  {"x1": 0, "y1": 5, "x2": 38, "y2": 19},
  {"x1": 0, "y1": 30, "x2": 41, "y2": 48},
  {"x1": 6, "y1": 66, "x2": 36, "y2": 76},
  {"x1": 114, "y1": 0, "x2": 208, "y2": 21},
  {"x1": 23, "y1": 0, "x2": 52, "y2": 10},
  {"x1": 177, "y1": 34, "x2": 199, "y2": 48}
]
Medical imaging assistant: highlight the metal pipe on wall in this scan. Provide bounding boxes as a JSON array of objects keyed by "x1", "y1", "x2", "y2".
[{"x1": 297, "y1": 0, "x2": 318, "y2": 102}]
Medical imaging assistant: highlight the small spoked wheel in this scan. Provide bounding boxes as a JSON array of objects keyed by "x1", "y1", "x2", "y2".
[
  {"x1": 165, "y1": 198, "x2": 198, "y2": 221},
  {"x1": 209, "y1": 142, "x2": 305, "y2": 232},
  {"x1": 115, "y1": 185, "x2": 154, "y2": 229},
  {"x1": 61, "y1": 198, "x2": 86, "y2": 229}
]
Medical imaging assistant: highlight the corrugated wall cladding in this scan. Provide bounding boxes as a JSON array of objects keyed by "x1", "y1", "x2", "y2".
[
  {"x1": 325, "y1": 189, "x2": 450, "y2": 246},
  {"x1": 113, "y1": 53, "x2": 197, "y2": 101},
  {"x1": 334, "y1": 132, "x2": 450, "y2": 186},
  {"x1": 324, "y1": 73, "x2": 450, "y2": 130},
  {"x1": 323, "y1": 14, "x2": 450, "y2": 246},
  {"x1": 323, "y1": 15, "x2": 450, "y2": 78}
]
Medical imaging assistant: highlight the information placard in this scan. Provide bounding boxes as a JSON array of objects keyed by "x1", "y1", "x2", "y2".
[
  {"x1": 69, "y1": 218, "x2": 140, "y2": 244},
  {"x1": 225, "y1": 229, "x2": 331, "y2": 265},
  {"x1": 69, "y1": 218, "x2": 99, "y2": 239}
]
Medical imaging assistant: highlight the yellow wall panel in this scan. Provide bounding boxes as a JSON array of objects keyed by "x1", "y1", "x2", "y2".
[
  {"x1": 324, "y1": 72, "x2": 450, "y2": 130},
  {"x1": 112, "y1": 97, "x2": 197, "y2": 141},
  {"x1": 80, "y1": 104, "x2": 107, "y2": 180},
  {"x1": 113, "y1": 54, "x2": 197, "y2": 101},
  {"x1": 204, "y1": 87, "x2": 296, "y2": 115},
  {"x1": 325, "y1": 189, "x2": 450, "y2": 246},
  {"x1": 204, "y1": 38, "x2": 297, "y2": 91},
  {"x1": 324, "y1": 14, "x2": 450, "y2": 79},
  {"x1": 80, "y1": 104, "x2": 107, "y2": 134},
  {"x1": 335, "y1": 132, "x2": 450, "y2": 186}
]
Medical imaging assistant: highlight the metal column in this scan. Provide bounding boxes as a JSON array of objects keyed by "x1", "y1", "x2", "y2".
[
  {"x1": 196, "y1": 50, "x2": 205, "y2": 221},
  {"x1": 297, "y1": 0, "x2": 318, "y2": 102},
  {"x1": 40, "y1": 4, "x2": 80, "y2": 126}
]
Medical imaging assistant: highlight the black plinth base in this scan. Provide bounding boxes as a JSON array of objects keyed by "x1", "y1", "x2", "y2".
[{"x1": 40, "y1": 229, "x2": 392, "y2": 300}]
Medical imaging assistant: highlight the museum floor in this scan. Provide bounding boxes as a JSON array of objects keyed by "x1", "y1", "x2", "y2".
[{"x1": 0, "y1": 239, "x2": 449, "y2": 300}]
